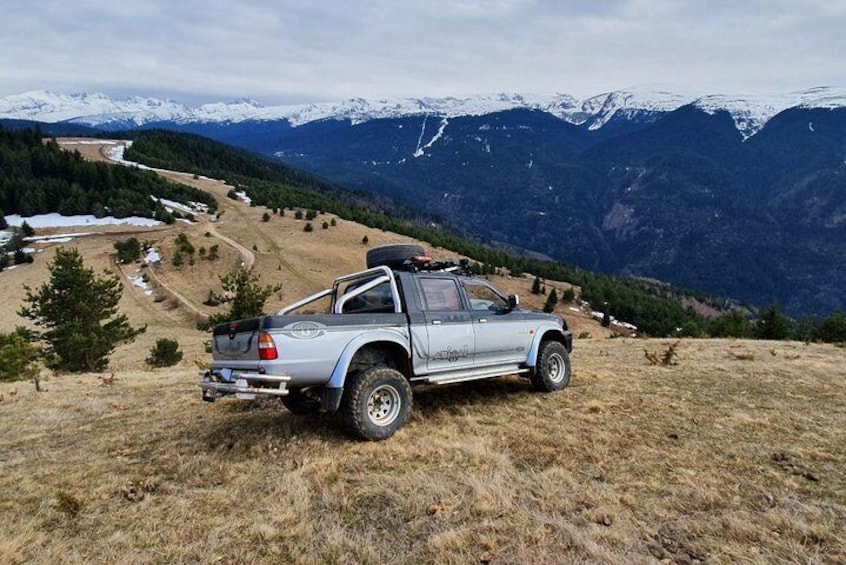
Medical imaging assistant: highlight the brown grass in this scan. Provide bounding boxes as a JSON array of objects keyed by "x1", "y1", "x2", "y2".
[
  {"x1": 1, "y1": 339, "x2": 844, "y2": 563},
  {"x1": 2, "y1": 141, "x2": 843, "y2": 563}
]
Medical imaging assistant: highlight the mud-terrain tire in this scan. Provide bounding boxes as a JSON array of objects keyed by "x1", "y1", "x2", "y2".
[
  {"x1": 342, "y1": 366, "x2": 412, "y2": 440},
  {"x1": 365, "y1": 244, "x2": 425, "y2": 269},
  {"x1": 531, "y1": 341, "x2": 571, "y2": 392},
  {"x1": 281, "y1": 389, "x2": 321, "y2": 415}
]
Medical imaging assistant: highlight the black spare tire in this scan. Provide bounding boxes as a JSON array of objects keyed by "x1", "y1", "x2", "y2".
[{"x1": 366, "y1": 244, "x2": 425, "y2": 269}]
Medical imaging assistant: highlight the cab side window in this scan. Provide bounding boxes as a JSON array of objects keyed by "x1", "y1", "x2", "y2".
[
  {"x1": 463, "y1": 282, "x2": 509, "y2": 311},
  {"x1": 420, "y1": 278, "x2": 463, "y2": 311}
]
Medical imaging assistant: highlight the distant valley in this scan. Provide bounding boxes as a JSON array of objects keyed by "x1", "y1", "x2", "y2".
[{"x1": 3, "y1": 88, "x2": 845, "y2": 318}]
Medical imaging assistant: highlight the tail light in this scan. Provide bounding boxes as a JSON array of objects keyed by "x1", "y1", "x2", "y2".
[{"x1": 258, "y1": 331, "x2": 278, "y2": 360}]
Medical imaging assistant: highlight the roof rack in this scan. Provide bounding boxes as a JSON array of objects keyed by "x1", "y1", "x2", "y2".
[{"x1": 400, "y1": 256, "x2": 475, "y2": 276}]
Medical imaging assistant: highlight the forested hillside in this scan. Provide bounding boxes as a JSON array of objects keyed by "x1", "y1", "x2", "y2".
[
  {"x1": 0, "y1": 127, "x2": 216, "y2": 220},
  {"x1": 126, "y1": 130, "x2": 726, "y2": 337}
]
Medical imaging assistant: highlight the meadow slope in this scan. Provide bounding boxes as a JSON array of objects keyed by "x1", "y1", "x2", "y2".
[
  {"x1": 1, "y1": 140, "x2": 844, "y2": 563},
  {"x1": 1, "y1": 339, "x2": 844, "y2": 563}
]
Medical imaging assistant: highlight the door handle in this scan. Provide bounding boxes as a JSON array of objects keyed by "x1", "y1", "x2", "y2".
[
  {"x1": 432, "y1": 320, "x2": 442, "y2": 325},
  {"x1": 478, "y1": 318, "x2": 488, "y2": 323}
]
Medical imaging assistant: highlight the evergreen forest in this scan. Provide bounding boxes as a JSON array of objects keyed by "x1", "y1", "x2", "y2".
[{"x1": 0, "y1": 127, "x2": 217, "y2": 221}]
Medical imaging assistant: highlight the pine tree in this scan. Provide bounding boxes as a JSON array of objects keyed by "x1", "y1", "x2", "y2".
[
  {"x1": 531, "y1": 277, "x2": 542, "y2": 295},
  {"x1": 208, "y1": 270, "x2": 282, "y2": 324},
  {"x1": 543, "y1": 288, "x2": 558, "y2": 313},
  {"x1": 18, "y1": 248, "x2": 145, "y2": 372},
  {"x1": 754, "y1": 303, "x2": 789, "y2": 340},
  {"x1": 816, "y1": 309, "x2": 846, "y2": 343}
]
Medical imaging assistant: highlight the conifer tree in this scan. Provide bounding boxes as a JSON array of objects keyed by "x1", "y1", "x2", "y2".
[
  {"x1": 18, "y1": 248, "x2": 145, "y2": 372},
  {"x1": 531, "y1": 277, "x2": 542, "y2": 295},
  {"x1": 208, "y1": 270, "x2": 282, "y2": 324},
  {"x1": 543, "y1": 288, "x2": 558, "y2": 313},
  {"x1": 754, "y1": 303, "x2": 789, "y2": 340}
]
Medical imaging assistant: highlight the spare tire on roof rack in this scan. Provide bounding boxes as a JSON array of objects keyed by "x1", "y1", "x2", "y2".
[{"x1": 366, "y1": 244, "x2": 426, "y2": 269}]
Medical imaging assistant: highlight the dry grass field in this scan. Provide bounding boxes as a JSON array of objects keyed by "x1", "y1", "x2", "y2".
[
  {"x1": 1, "y1": 339, "x2": 844, "y2": 564},
  {"x1": 1, "y1": 141, "x2": 844, "y2": 563}
]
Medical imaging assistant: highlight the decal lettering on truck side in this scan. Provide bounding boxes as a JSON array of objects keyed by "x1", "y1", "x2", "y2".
[{"x1": 432, "y1": 345, "x2": 470, "y2": 362}]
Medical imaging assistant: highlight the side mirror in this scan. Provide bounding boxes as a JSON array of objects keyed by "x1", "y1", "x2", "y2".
[{"x1": 507, "y1": 295, "x2": 519, "y2": 310}]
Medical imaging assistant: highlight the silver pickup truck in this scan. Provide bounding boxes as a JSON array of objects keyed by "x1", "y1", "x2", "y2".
[{"x1": 200, "y1": 245, "x2": 573, "y2": 440}]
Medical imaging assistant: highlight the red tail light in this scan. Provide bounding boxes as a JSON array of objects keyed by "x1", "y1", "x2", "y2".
[{"x1": 258, "y1": 331, "x2": 278, "y2": 360}]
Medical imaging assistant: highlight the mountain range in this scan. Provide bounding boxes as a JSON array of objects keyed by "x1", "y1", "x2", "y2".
[{"x1": 2, "y1": 88, "x2": 846, "y2": 318}]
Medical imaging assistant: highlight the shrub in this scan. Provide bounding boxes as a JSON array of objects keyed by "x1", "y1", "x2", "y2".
[
  {"x1": 322, "y1": 221, "x2": 329, "y2": 230},
  {"x1": 146, "y1": 338, "x2": 183, "y2": 368},
  {"x1": 114, "y1": 237, "x2": 142, "y2": 263},
  {"x1": 262, "y1": 212, "x2": 271, "y2": 222},
  {"x1": 816, "y1": 309, "x2": 846, "y2": 343},
  {"x1": 0, "y1": 327, "x2": 40, "y2": 382},
  {"x1": 304, "y1": 222, "x2": 314, "y2": 232},
  {"x1": 207, "y1": 244, "x2": 220, "y2": 261}
]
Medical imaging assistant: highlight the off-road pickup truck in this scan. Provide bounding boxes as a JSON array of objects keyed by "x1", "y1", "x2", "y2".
[{"x1": 200, "y1": 244, "x2": 573, "y2": 440}]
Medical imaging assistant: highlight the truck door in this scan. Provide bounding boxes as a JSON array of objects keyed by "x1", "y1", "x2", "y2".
[
  {"x1": 417, "y1": 277, "x2": 475, "y2": 373},
  {"x1": 462, "y1": 279, "x2": 531, "y2": 366}
]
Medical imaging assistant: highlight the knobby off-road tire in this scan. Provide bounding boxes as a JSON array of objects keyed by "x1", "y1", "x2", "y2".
[
  {"x1": 342, "y1": 366, "x2": 412, "y2": 441},
  {"x1": 365, "y1": 244, "x2": 425, "y2": 270},
  {"x1": 531, "y1": 340, "x2": 571, "y2": 392},
  {"x1": 281, "y1": 389, "x2": 322, "y2": 415}
]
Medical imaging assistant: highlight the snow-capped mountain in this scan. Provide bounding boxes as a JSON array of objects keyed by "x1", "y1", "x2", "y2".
[{"x1": 2, "y1": 87, "x2": 845, "y2": 138}]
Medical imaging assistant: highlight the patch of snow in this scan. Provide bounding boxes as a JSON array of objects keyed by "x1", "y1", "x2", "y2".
[
  {"x1": 417, "y1": 118, "x2": 448, "y2": 155},
  {"x1": 150, "y1": 195, "x2": 194, "y2": 214},
  {"x1": 129, "y1": 275, "x2": 149, "y2": 290},
  {"x1": 5, "y1": 213, "x2": 161, "y2": 228},
  {"x1": 413, "y1": 116, "x2": 429, "y2": 158},
  {"x1": 144, "y1": 248, "x2": 161, "y2": 264}
]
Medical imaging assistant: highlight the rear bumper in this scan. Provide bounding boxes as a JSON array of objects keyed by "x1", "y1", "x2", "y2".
[{"x1": 199, "y1": 370, "x2": 292, "y2": 402}]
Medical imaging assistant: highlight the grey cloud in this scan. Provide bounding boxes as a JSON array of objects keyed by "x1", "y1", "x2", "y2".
[{"x1": 0, "y1": 0, "x2": 842, "y2": 104}]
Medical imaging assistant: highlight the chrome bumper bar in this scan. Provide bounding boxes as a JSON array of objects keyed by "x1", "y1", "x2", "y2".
[{"x1": 199, "y1": 370, "x2": 292, "y2": 401}]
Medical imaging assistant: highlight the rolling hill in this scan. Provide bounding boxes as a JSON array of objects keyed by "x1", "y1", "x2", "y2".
[
  {"x1": 6, "y1": 87, "x2": 844, "y2": 318},
  {"x1": 0, "y1": 136, "x2": 844, "y2": 563}
]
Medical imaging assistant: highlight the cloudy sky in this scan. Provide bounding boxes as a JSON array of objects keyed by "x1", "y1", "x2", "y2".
[{"x1": 1, "y1": 0, "x2": 843, "y2": 105}]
